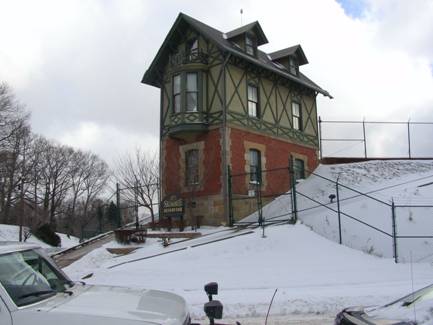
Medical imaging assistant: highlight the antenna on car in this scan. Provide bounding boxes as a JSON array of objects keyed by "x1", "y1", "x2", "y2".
[
  {"x1": 410, "y1": 251, "x2": 417, "y2": 323},
  {"x1": 264, "y1": 288, "x2": 278, "y2": 325}
]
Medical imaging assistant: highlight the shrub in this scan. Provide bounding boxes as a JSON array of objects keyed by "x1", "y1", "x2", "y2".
[{"x1": 34, "y1": 224, "x2": 61, "y2": 247}]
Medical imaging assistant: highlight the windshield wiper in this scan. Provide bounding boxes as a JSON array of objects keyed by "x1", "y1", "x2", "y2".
[
  {"x1": 18, "y1": 290, "x2": 56, "y2": 299},
  {"x1": 402, "y1": 295, "x2": 421, "y2": 307}
]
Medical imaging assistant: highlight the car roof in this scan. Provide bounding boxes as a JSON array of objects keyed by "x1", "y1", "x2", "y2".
[{"x1": 0, "y1": 241, "x2": 40, "y2": 255}]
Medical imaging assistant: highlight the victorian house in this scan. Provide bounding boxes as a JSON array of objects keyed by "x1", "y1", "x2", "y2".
[{"x1": 142, "y1": 13, "x2": 331, "y2": 225}]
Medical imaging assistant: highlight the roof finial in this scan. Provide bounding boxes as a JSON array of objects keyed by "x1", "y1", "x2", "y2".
[{"x1": 240, "y1": 8, "x2": 243, "y2": 26}]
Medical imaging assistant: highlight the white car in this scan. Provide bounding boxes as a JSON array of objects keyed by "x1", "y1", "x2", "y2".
[{"x1": 0, "y1": 242, "x2": 191, "y2": 325}]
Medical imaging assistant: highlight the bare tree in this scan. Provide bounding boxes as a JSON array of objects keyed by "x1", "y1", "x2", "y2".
[
  {"x1": 115, "y1": 149, "x2": 159, "y2": 225},
  {"x1": 25, "y1": 135, "x2": 49, "y2": 228},
  {"x1": 37, "y1": 142, "x2": 74, "y2": 227},
  {"x1": 0, "y1": 83, "x2": 29, "y2": 147},
  {"x1": 0, "y1": 83, "x2": 30, "y2": 224},
  {"x1": 76, "y1": 153, "x2": 109, "y2": 239}
]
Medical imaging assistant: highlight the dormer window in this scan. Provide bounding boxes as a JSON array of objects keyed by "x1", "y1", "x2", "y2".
[
  {"x1": 289, "y1": 56, "x2": 298, "y2": 75},
  {"x1": 245, "y1": 34, "x2": 255, "y2": 56}
]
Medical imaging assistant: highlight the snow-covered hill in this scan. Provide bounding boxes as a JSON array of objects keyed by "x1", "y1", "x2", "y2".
[
  {"x1": 64, "y1": 223, "x2": 433, "y2": 320},
  {"x1": 242, "y1": 160, "x2": 433, "y2": 262},
  {"x1": 0, "y1": 223, "x2": 79, "y2": 248}
]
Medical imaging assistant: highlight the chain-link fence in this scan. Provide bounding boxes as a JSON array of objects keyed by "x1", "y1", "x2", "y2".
[{"x1": 230, "y1": 163, "x2": 433, "y2": 263}]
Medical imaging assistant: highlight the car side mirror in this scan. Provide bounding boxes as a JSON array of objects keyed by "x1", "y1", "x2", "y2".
[
  {"x1": 204, "y1": 300, "x2": 223, "y2": 324},
  {"x1": 204, "y1": 282, "x2": 218, "y2": 301}
]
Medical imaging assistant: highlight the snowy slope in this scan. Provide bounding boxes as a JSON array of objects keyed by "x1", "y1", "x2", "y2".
[
  {"x1": 0, "y1": 223, "x2": 79, "y2": 248},
  {"x1": 64, "y1": 224, "x2": 433, "y2": 321},
  {"x1": 242, "y1": 160, "x2": 433, "y2": 262}
]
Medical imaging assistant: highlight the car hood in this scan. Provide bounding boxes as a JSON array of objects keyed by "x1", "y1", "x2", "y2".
[{"x1": 17, "y1": 285, "x2": 189, "y2": 325}]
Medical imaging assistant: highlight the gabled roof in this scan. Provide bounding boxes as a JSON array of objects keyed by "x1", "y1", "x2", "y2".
[
  {"x1": 225, "y1": 21, "x2": 268, "y2": 46},
  {"x1": 142, "y1": 13, "x2": 331, "y2": 98},
  {"x1": 268, "y1": 45, "x2": 309, "y2": 66}
]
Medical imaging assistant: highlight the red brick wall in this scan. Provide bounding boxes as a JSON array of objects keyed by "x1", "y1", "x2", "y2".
[
  {"x1": 162, "y1": 128, "x2": 222, "y2": 198},
  {"x1": 229, "y1": 128, "x2": 318, "y2": 196}
]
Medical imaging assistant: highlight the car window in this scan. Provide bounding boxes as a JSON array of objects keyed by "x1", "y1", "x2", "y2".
[{"x1": 0, "y1": 249, "x2": 69, "y2": 306}]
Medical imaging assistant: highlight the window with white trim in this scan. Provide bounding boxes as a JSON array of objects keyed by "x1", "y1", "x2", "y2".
[
  {"x1": 248, "y1": 84, "x2": 259, "y2": 118},
  {"x1": 186, "y1": 72, "x2": 198, "y2": 112},
  {"x1": 292, "y1": 101, "x2": 302, "y2": 131},
  {"x1": 289, "y1": 56, "x2": 298, "y2": 75},
  {"x1": 172, "y1": 72, "x2": 200, "y2": 113},
  {"x1": 173, "y1": 74, "x2": 181, "y2": 113},
  {"x1": 245, "y1": 34, "x2": 255, "y2": 56},
  {"x1": 294, "y1": 158, "x2": 305, "y2": 180},
  {"x1": 249, "y1": 149, "x2": 262, "y2": 183}
]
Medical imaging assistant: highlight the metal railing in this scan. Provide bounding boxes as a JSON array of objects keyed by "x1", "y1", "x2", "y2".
[{"x1": 318, "y1": 117, "x2": 433, "y2": 159}]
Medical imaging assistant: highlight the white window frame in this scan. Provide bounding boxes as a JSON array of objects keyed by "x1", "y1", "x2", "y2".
[
  {"x1": 248, "y1": 84, "x2": 259, "y2": 118},
  {"x1": 292, "y1": 101, "x2": 302, "y2": 131}
]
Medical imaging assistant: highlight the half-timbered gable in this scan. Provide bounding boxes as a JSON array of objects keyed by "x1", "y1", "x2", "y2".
[{"x1": 142, "y1": 13, "x2": 330, "y2": 225}]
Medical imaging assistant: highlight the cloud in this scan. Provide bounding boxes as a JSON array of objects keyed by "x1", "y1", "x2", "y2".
[
  {"x1": 1, "y1": 0, "x2": 432, "y2": 161},
  {"x1": 58, "y1": 121, "x2": 159, "y2": 164}
]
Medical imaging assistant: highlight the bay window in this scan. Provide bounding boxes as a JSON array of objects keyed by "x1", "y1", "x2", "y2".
[
  {"x1": 186, "y1": 73, "x2": 198, "y2": 112},
  {"x1": 172, "y1": 71, "x2": 200, "y2": 113},
  {"x1": 173, "y1": 74, "x2": 181, "y2": 113}
]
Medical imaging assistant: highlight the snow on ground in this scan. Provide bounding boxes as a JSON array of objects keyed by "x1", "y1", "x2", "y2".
[
  {"x1": 64, "y1": 223, "x2": 433, "y2": 321},
  {"x1": 242, "y1": 160, "x2": 433, "y2": 262},
  {"x1": 0, "y1": 223, "x2": 79, "y2": 248}
]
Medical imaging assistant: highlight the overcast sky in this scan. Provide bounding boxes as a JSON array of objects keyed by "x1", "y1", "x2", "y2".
[{"x1": 1, "y1": 0, "x2": 433, "y2": 162}]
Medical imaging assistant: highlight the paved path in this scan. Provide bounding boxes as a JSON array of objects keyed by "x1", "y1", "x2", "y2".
[{"x1": 54, "y1": 233, "x2": 115, "y2": 268}]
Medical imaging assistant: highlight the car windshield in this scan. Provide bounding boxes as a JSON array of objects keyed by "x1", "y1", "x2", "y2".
[
  {"x1": 384, "y1": 284, "x2": 433, "y2": 308},
  {"x1": 0, "y1": 249, "x2": 70, "y2": 306},
  {"x1": 365, "y1": 284, "x2": 433, "y2": 322}
]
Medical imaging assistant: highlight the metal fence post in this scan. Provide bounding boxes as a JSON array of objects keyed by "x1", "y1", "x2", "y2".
[
  {"x1": 319, "y1": 116, "x2": 323, "y2": 160},
  {"x1": 391, "y1": 199, "x2": 398, "y2": 263},
  {"x1": 227, "y1": 165, "x2": 234, "y2": 227},
  {"x1": 336, "y1": 177, "x2": 342, "y2": 245},
  {"x1": 362, "y1": 119, "x2": 367, "y2": 158},
  {"x1": 407, "y1": 120, "x2": 411, "y2": 159},
  {"x1": 289, "y1": 156, "x2": 298, "y2": 223},
  {"x1": 256, "y1": 181, "x2": 265, "y2": 237}
]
